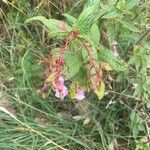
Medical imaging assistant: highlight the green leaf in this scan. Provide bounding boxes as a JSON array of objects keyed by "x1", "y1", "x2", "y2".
[
  {"x1": 118, "y1": 17, "x2": 139, "y2": 32},
  {"x1": 138, "y1": 124, "x2": 145, "y2": 132},
  {"x1": 95, "y1": 81, "x2": 105, "y2": 100},
  {"x1": 102, "y1": 11, "x2": 119, "y2": 19},
  {"x1": 102, "y1": 7, "x2": 119, "y2": 19},
  {"x1": 86, "y1": 0, "x2": 100, "y2": 7},
  {"x1": 63, "y1": 13, "x2": 77, "y2": 26},
  {"x1": 117, "y1": 0, "x2": 126, "y2": 11},
  {"x1": 90, "y1": 23, "x2": 100, "y2": 44},
  {"x1": 97, "y1": 3, "x2": 117, "y2": 19},
  {"x1": 130, "y1": 111, "x2": 136, "y2": 121},
  {"x1": 132, "y1": 125, "x2": 139, "y2": 139},
  {"x1": 63, "y1": 50, "x2": 83, "y2": 79},
  {"x1": 98, "y1": 45, "x2": 127, "y2": 71},
  {"x1": 76, "y1": 1, "x2": 100, "y2": 35},
  {"x1": 83, "y1": 47, "x2": 98, "y2": 64},
  {"x1": 144, "y1": 18, "x2": 150, "y2": 25},
  {"x1": 25, "y1": 16, "x2": 71, "y2": 38},
  {"x1": 136, "y1": 113, "x2": 143, "y2": 123},
  {"x1": 72, "y1": 67, "x2": 88, "y2": 86},
  {"x1": 48, "y1": 32, "x2": 67, "y2": 39},
  {"x1": 126, "y1": 0, "x2": 140, "y2": 10},
  {"x1": 100, "y1": 2, "x2": 115, "y2": 12},
  {"x1": 69, "y1": 82, "x2": 77, "y2": 99},
  {"x1": 82, "y1": 47, "x2": 88, "y2": 60},
  {"x1": 134, "y1": 84, "x2": 144, "y2": 96}
]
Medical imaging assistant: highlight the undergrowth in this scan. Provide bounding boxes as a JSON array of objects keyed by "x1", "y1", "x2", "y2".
[{"x1": 0, "y1": 0, "x2": 150, "y2": 150}]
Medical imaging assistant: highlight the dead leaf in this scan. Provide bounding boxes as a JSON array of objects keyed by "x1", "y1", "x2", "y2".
[
  {"x1": 83, "y1": 117, "x2": 91, "y2": 125},
  {"x1": 57, "y1": 111, "x2": 72, "y2": 120},
  {"x1": 72, "y1": 115, "x2": 86, "y2": 121},
  {"x1": 100, "y1": 62, "x2": 112, "y2": 71},
  {"x1": 0, "y1": 98, "x2": 17, "y2": 116},
  {"x1": 74, "y1": 101, "x2": 90, "y2": 115},
  {"x1": 108, "y1": 139, "x2": 118, "y2": 150},
  {"x1": 35, "y1": 113, "x2": 50, "y2": 127}
]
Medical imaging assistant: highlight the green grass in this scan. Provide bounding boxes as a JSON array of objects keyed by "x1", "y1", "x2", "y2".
[{"x1": 0, "y1": 0, "x2": 150, "y2": 150}]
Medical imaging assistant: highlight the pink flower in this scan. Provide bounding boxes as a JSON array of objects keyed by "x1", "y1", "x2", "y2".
[
  {"x1": 55, "y1": 86, "x2": 68, "y2": 99},
  {"x1": 53, "y1": 76, "x2": 68, "y2": 100},
  {"x1": 75, "y1": 87, "x2": 85, "y2": 100}
]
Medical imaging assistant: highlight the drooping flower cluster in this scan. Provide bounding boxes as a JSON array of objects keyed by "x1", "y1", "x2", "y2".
[
  {"x1": 42, "y1": 47, "x2": 85, "y2": 101},
  {"x1": 53, "y1": 76, "x2": 85, "y2": 100}
]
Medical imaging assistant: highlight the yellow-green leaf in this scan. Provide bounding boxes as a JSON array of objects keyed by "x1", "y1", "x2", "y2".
[
  {"x1": 69, "y1": 82, "x2": 76, "y2": 100},
  {"x1": 95, "y1": 81, "x2": 105, "y2": 100}
]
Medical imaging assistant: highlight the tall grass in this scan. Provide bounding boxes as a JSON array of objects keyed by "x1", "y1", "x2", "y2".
[{"x1": 0, "y1": 0, "x2": 149, "y2": 150}]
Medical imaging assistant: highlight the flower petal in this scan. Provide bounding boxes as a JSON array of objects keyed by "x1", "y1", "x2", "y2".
[{"x1": 76, "y1": 87, "x2": 85, "y2": 100}]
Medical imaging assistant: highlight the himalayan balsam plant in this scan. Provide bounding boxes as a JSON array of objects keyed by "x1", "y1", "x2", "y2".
[{"x1": 25, "y1": 0, "x2": 126, "y2": 101}]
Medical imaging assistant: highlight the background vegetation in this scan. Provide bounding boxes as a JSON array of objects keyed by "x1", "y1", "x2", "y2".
[{"x1": 0, "y1": 0, "x2": 150, "y2": 149}]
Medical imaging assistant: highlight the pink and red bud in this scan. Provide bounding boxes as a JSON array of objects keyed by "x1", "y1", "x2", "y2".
[{"x1": 58, "y1": 22, "x2": 67, "y2": 30}]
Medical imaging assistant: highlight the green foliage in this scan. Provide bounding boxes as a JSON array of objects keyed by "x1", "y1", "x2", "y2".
[
  {"x1": 130, "y1": 111, "x2": 145, "y2": 139},
  {"x1": 25, "y1": 16, "x2": 72, "y2": 38},
  {"x1": 63, "y1": 13, "x2": 77, "y2": 26},
  {"x1": 63, "y1": 49, "x2": 83, "y2": 79},
  {"x1": 72, "y1": 67, "x2": 88, "y2": 86},
  {"x1": 135, "y1": 138, "x2": 150, "y2": 150},
  {"x1": 75, "y1": 1, "x2": 100, "y2": 34},
  {"x1": 118, "y1": 17, "x2": 139, "y2": 32},
  {"x1": 24, "y1": 0, "x2": 131, "y2": 101},
  {"x1": 90, "y1": 23, "x2": 100, "y2": 45},
  {"x1": 15, "y1": 51, "x2": 43, "y2": 88},
  {"x1": 129, "y1": 45, "x2": 150, "y2": 105},
  {"x1": 86, "y1": 0, "x2": 99, "y2": 6},
  {"x1": 125, "y1": 0, "x2": 140, "y2": 10},
  {"x1": 97, "y1": 45, "x2": 126, "y2": 71},
  {"x1": 0, "y1": 0, "x2": 150, "y2": 149}
]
